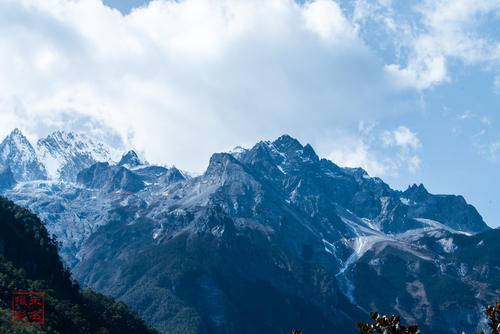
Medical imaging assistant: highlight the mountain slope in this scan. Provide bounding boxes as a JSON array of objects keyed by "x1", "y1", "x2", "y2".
[
  {"x1": 75, "y1": 215, "x2": 364, "y2": 333},
  {"x1": 70, "y1": 135, "x2": 494, "y2": 333},
  {"x1": 0, "y1": 166, "x2": 15, "y2": 190},
  {"x1": 0, "y1": 132, "x2": 496, "y2": 333},
  {"x1": 0, "y1": 196, "x2": 158, "y2": 333},
  {"x1": 348, "y1": 227, "x2": 500, "y2": 333}
]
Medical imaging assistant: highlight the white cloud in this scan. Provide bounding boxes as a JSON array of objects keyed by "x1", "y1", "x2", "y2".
[
  {"x1": 381, "y1": 126, "x2": 421, "y2": 150},
  {"x1": 327, "y1": 137, "x2": 395, "y2": 176},
  {"x1": 385, "y1": 55, "x2": 448, "y2": 90},
  {"x1": 407, "y1": 155, "x2": 421, "y2": 173},
  {"x1": 323, "y1": 124, "x2": 422, "y2": 177},
  {"x1": 0, "y1": 0, "x2": 400, "y2": 172},
  {"x1": 302, "y1": 0, "x2": 357, "y2": 43},
  {"x1": 355, "y1": 0, "x2": 500, "y2": 89},
  {"x1": 1, "y1": 0, "x2": 495, "y2": 175}
]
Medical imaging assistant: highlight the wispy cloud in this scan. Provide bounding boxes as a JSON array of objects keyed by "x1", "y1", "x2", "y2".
[
  {"x1": 381, "y1": 126, "x2": 421, "y2": 150},
  {"x1": 457, "y1": 111, "x2": 491, "y2": 125},
  {"x1": 352, "y1": 0, "x2": 500, "y2": 90},
  {"x1": 327, "y1": 136, "x2": 394, "y2": 176},
  {"x1": 326, "y1": 123, "x2": 422, "y2": 177}
]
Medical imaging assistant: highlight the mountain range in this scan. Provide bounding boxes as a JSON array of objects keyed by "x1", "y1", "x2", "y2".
[{"x1": 0, "y1": 128, "x2": 498, "y2": 333}]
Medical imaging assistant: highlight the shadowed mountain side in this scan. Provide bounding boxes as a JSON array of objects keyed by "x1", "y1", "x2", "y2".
[{"x1": 0, "y1": 196, "x2": 158, "y2": 333}]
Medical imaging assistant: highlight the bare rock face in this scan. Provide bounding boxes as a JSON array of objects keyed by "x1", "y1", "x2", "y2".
[
  {"x1": 0, "y1": 165, "x2": 15, "y2": 189},
  {"x1": 76, "y1": 162, "x2": 146, "y2": 193}
]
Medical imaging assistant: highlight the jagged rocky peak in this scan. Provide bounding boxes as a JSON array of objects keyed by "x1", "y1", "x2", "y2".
[
  {"x1": 0, "y1": 128, "x2": 47, "y2": 181},
  {"x1": 2, "y1": 128, "x2": 31, "y2": 151},
  {"x1": 38, "y1": 130, "x2": 109, "y2": 154},
  {"x1": 36, "y1": 130, "x2": 118, "y2": 181},
  {"x1": 158, "y1": 166, "x2": 185, "y2": 185},
  {"x1": 9, "y1": 128, "x2": 23, "y2": 137},
  {"x1": 271, "y1": 134, "x2": 319, "y2": 162},
  {"x1": 401, "y1": 183, "x2": 489, "y2": 233},
  {"x1": 241, "y1": 134, "x2": 319, "y2": 177},
  {"x1": 118, "y1": 150, "x2": 142, "y2": 168},
  {"x1": 404, "y1": 183, "x2": 429, "y2": 201},
  {"x1": 1, "y1": 129, "x2": 31, "y2": 154},
  {"x1": 272, "y1": 134, "x2": 303, "y2": 151},
  {"x1": 41, "y1": 130, "x2": 73, "y2": 143},
  {"x1": 204, "y1": 153, "x2": 243, "y2": 177}
]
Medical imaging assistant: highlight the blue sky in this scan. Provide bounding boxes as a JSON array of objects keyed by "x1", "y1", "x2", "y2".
[
  {"x1": 0, "y1": 0, "x2": 499, "y2": 227},
  {"x1": 102, "y1": 0, "x2": 150, "y2": 14}
]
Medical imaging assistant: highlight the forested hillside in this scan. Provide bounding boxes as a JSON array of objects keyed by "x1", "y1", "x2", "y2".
[{"x1": 0, "y1": 196, "x2": 158, "y2": 333}]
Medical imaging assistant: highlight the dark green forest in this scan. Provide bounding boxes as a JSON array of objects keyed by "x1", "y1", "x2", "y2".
[{"x1": 0, "y1": 196, "x2": 157, "y2": 333}]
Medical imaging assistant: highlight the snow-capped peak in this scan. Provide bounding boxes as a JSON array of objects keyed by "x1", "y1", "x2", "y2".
[
  {"x1": 36, "y1": 130, "x2": 120, "y2": 181},
  {"x1": 1, "y1": 128, "x2": 35, "y2": 161},
  {"x1": 0, "y1": 128, "x2": 47, "y2": 181},
  {"x1": 118, "y1": 150, "x2": 143, "y2": 168}
]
